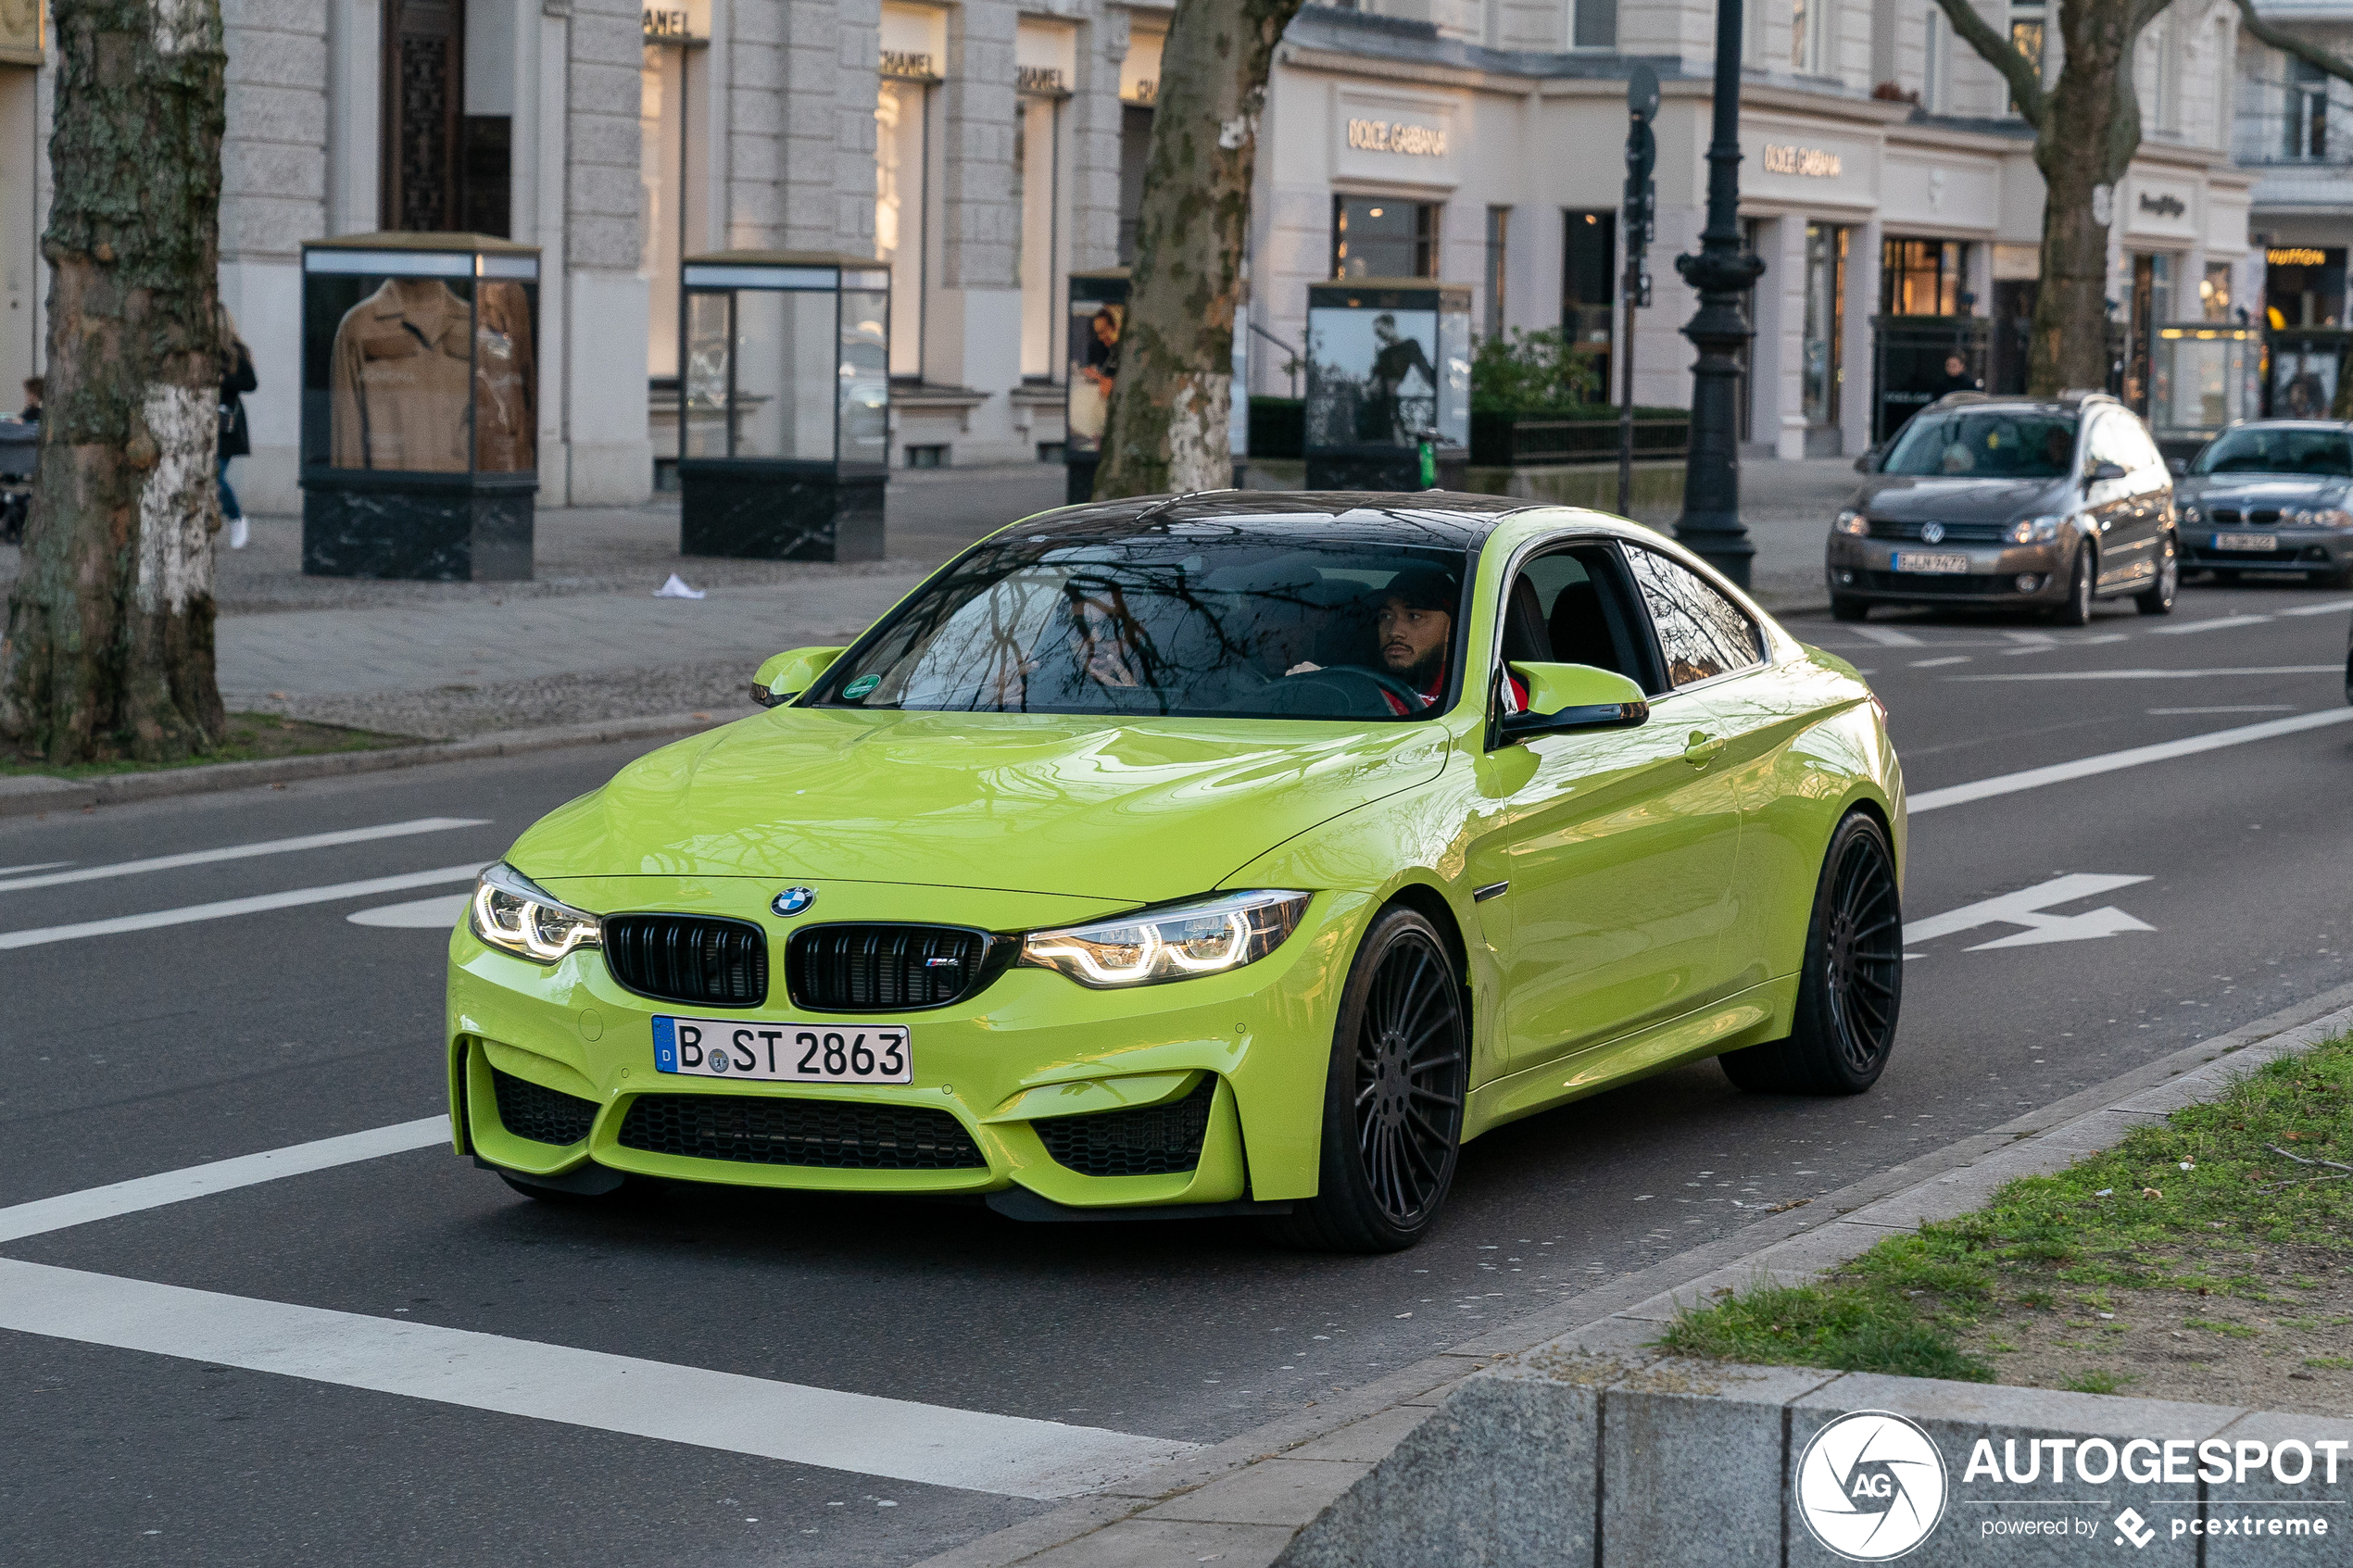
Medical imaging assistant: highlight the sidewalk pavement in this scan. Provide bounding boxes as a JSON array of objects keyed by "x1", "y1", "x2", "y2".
[{"x1": 0, "y1": 459, "x2": 1852, "y2": 741}]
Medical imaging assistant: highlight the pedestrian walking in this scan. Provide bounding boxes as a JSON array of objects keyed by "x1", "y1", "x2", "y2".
[
  {"x1": 17, "y1": 375, "x2": 41, "y2": 422},
  {"x1": 219, "y1": 305, "x2": 257, "y2": 549}
]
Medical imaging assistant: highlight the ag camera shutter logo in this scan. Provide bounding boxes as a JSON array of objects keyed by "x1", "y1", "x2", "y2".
[{"x1": 1795, "y1": 1411, "x2": 1949, "y2": 1561}]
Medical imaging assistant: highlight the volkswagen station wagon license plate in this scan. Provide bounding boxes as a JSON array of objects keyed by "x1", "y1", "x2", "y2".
[
  {"x1": 1894, "y1": 551, "x2": 1969, "y2": 574},
  {"x1": 652, "y1": 1015, "x2": 912, "y2": 1084},
  {"x1": 2214, "y1": 532, "x2": 2276, "y2": 552}
]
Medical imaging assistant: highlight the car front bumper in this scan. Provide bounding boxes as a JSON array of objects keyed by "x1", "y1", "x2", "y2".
[
  {"x1": 2179, "y1": 526, "x2": 2353, "y2": 575},
  {"x1": 445, "y1": 877, "x2": 1368, "y2": 1209},
  {"x1": 1824, "y1": 534, "x2": 2071, "y2": 605}
]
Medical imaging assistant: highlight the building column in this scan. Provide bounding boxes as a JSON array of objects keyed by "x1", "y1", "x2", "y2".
[
  {"x1": 562, "y1": 0, "x2": 651, "y2": 504},
  {"x1": 1766, "y1": 216, "x2": 1806, "y2": 460},
  {"x1": 1843, "y1": 216, "x2": 1881, "y2": 458}
]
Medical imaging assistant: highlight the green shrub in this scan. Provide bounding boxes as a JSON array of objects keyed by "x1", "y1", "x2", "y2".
[{"x1": 1471, "y1": 328, "x2": 1604, "y2": 413}]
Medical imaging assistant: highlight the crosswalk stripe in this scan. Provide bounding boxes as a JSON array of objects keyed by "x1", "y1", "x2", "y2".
[
  {"x1": 0, "y1": 864, "x2": 486, "y2": 950},
  {"x1": 0, "y1": 818, "x2": 488, "y2": 894},
  {"x1": 2148, "y1": 613, "x2": 2273, "y2": 635},
  {"x1": 1909, "y1": 708, "x2": 2353, "y2": 813},
  {"x1": 2281, "y1": 598, "x2": 2353, "y2": 617},
  {"x1": 0, "y1": 1259, "x2": 1193, "y2": 1499},
  {"x1": 1847, "y1": 625, "x2": 1924, "y2": 646}
]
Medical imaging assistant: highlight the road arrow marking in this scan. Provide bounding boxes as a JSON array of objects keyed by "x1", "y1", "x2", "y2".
[{"x1": 1903, "y1": 873, "x2": 2154, "y2": 954}]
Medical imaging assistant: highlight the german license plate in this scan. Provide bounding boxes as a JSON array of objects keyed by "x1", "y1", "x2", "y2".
[
  {"x1": 2214, "y1": 532, "x2": 2275, "y2": 552},
  {"x1": 1894, "y1": 551, "x2": 1969, "y2": 574},
  {"x1": 652, "y1": 1015, "x2": 912, "y2": 1084}
]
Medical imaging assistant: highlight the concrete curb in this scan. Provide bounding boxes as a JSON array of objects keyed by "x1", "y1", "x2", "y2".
[
  {"x1": 910, "y1": 988, "x2": 2353, "y2": 1568},
  {"x1": 0, "y1": 709, "x2": 728, "y2": 820}
]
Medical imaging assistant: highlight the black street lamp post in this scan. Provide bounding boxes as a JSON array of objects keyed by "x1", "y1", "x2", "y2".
[{"x1": 1673, "y1": 0, "x2": 1767, "y2": 588}]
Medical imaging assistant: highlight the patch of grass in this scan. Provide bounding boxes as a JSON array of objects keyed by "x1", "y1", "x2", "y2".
[
  {"x1": 2061, "y1": 1370, "x2": 2138, "y2": 1395},
  {"x1": 0, "y1": 713, "x2": 417, "y2": 778},
  {"x1": 2301, "y1": 1356, "x2": 2353, "y2": 1370},
  {"x1": 1665, "y1": 1035, "x2": 2353, "y2": 1381}
]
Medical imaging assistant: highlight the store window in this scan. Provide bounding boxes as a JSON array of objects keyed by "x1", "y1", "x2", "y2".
[
  {"x1": 2265, "y1": 246, "x2": 2347, "y2": 328},
  {"x1": 2007, "y1": 3, "x2": 2045, "y2": 112},
  {"x1": 1015, "y1": 24, "x2": 1075, "y2": 383},
  {"x1": 1803, "y1": 223, "x2": 1846, "y2": 428},
  {"x1": 877, "y1": 6, "x2": 943, "y2": 381},
  {"x1": 1484, "y1": 208, "x2": 1510, "y2": 338},
  {"x1": 642, "y1": 4, "x2": 711, "y2": 385},
  {"x1": 1790, "y1": 0, "x2": 1825, "y2": 74},
  {"x1": 1563, "y1": 209, "x2": 1615, "y2": 392},
  {"x1": 1881, "y1": 238, "x2": 1969, "y2": 316},
  {"x1": 1573, "y1": 0, "x2": 1617, "y2": 50},
  {"x1": 1333, "y1": 196, "x2": 1439, "y2": 280},
  {"x1": 2201, "y1": 262, "x2": 2234, "y2": 322},
  {"x1": 1118, "y1": 27, "x2": 1164, "y2": 265},
  {"x1": 2284, "y1": 58, "x2": 2330, "y2": 161},
  {"x1": 381, "y1": 0, "x2": 513, "y2": 235}
]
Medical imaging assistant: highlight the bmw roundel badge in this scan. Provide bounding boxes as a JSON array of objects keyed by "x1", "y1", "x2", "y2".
[{"x1": 772, "y1": 886, "x2": 817, "y2": 917}]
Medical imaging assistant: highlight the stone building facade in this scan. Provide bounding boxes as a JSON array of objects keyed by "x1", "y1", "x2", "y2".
[{"x1": 0, "y1": 0, "x2": 2264, "y2": 515}]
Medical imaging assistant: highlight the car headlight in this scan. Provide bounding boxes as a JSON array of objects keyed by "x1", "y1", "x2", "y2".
[
  {"x1": 2179, "y1": 503, "x2": 2201, "y2": 524},
  {"x1": 470, "y1": 861, "x2": 601, "y2": 962},
  {"x1": 1018, "y1": 890, "x2": 1311, "y2": 987},
  {"x1": 2007, "y1": 514, "x2": 2064, "y2": 545},
  {"x1": 1833, "y1": 509, "x2": 1869, "y2": 536},
  {"x1": 2316, "y1": 508, "x2": 2353, "y2": 529}
]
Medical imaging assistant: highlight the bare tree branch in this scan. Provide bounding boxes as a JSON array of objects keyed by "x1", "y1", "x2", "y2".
[
  {"x1": 1929, "y1": 0, "x2": 2050, "y2": 127},
  {"x1": 2231, "y1": 0, "x2": 2353, "y2": 87}
]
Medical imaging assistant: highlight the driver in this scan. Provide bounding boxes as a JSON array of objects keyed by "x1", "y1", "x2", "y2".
[{"x1": 1372, "y1": 567, "x2": 1526, "y2": 716}]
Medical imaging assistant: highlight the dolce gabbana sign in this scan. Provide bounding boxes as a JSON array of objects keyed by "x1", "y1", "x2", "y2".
[
  {"x1": 1762, "y1": 144, "x2": 1843, "y2": 179},
  {"x1": 1346, "y1": 118, "x2": 1448, "y2": 157}
]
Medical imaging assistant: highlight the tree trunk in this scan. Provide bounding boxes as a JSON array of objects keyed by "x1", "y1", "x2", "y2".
[
  {"x1": 1093, "y1": 0, "x2": 1303, "y2": 500},
  {"x1": 2025, "y1": 0, "x2": 2141, "y2": 395},
  {"x1": 0, "y1": 0, "x2": 229, "y2": 765}
]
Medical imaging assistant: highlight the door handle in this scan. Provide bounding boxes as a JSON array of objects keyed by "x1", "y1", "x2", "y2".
[{"x1": 1682, "y1": 731, "x2": 1726, "y2": 766}]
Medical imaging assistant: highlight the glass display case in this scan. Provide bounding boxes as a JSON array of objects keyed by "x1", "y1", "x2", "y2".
[
  {"x1": 1303, "y1": 281, "x2": 1471, "y2": 491},
  {"x1": 2148, "y1": 324, "x2": 2259, "y2": 453},
  {"x1": 299, "y1": 233, "x2": 540, "y2": 580},
  {"x1": 1064, "y1": 269, "x2": 1127, "y2": 505},
  {"x1": 2265, "y1": 329, "x2": 2350, "y2": 422},
  {"x1": 678, "y1": 252, "x2": 889, "y2": 559}
]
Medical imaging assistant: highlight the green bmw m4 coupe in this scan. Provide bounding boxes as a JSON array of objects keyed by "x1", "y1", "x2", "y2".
[{"x1": 448, "y1": 493, "x2": 1905, "y2": 1250}]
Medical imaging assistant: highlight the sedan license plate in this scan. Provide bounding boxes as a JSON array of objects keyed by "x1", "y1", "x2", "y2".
[
  {"x1": 1894, "y1": 551, "x2": 1969, "y2": 575},
  {"x1": 652, "y1": 1015, "x2": 912, "y2": 1084},
  {"x1": 2214, "y1": 532, "x2": 2276, "y2": 552}
]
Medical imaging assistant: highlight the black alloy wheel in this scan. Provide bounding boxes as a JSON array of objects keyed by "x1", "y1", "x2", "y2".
[
  {"x1": 1273, "y1": 905, "x2": 1467, "y2": 1252},
  {"x1": 2052, "y1": 546, "x2": 2095, "y2": 626},
  {"x1": 2135, "y1": 533, "x2": 2178, "y2": 615},
  {"x1": 1719, "y1": 810, "x2": 1903, "y2": 1096}
]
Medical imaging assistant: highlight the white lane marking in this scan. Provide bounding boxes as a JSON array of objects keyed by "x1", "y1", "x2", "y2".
[
  {"x1": 1909, "y1": 709, "x2": 2353, "y2": 814},
  {"x1": 2149, "y1": 613, "x2": 2274, "y2": 635},
  {"x1": 0, "y1": 819, "x2": 488, "y2": 894},
  {"x1": 1908, "y1": 656, "x2": 1969, "y2": 669},
  {"x1": 2281, "y1": 598, "x2": 2353, "y2": 617},
  {"x1": 2006, "y1": 633, "x2": 2126, "y2": 655},
  {"x1": 1951, "y1": 665, "x2": 2338, "y2": 682},
  {"x1": 347, "y1": 893, "x2": 471, "y2": 929},
  {"x1": 0, "y1": 1259, "x2": 1194, "y2": 1499},
  {"x1": 2002, "y1": 631, "x2": 2057, "y2": 645},
  {"x1": 0, "y1": 1117, "x2": 452, "y2": 1244},
  {"x1": 0, "y1": 861, "x2": 73, "y2": 876},
  {"x1": 1848, "y1": 625, "x2": 1925, "y2": 646},
  {"x1": 2146, "y1": 705, "x2": 2296, "y2": 715},
  {"x1": 1904, "y1": 874, "x2": 2153, "y2": 952},
  {"x1": 0, "y1": 864, "x2": 486, "y2": 951}
]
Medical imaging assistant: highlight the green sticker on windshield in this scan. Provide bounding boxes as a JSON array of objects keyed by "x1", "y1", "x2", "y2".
[{"x1": 842, "y1": 673, "x2": 881, "y2": 700}]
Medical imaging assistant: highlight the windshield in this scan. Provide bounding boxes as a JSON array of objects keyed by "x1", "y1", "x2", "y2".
[
  {"x1": 2192, "y1": 426, "x2": 2353, "y2": 478},
  {"x1": 809, "y1": 529, "x2": 1475, "y2": 721},
  {"x1": 1881, "y1": 410, "x2": 2078, "y2": 479}
]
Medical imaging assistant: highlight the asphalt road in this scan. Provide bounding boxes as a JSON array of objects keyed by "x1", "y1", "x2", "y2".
[{"x1": 4, "y1": 574, "x2": 2350, "y2": 1566}]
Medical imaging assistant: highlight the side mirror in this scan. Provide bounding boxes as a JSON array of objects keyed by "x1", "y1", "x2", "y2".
[
  {"x1": 751, "y1": 646, "x2": 848, "y2": 709},
  {"x1": 2166, "y1": 457, "x2": 2189, "y2": 477},
  {"x1": 2084, "y1": 460, "x2": 2128, "y2": 486},
  {"x1": 1495, "y1": 662, "x2": 1650, "y2": 746},
  {"x1": 1854, "y1": 445, "x2": 1883, "y2": 474}
]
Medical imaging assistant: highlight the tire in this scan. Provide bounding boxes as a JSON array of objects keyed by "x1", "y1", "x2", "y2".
[
  {"x1": 1719, "y1": 810, "x2": 1903, "y2": 1097},
  {"x1": 1269, "y1": 905, "x2": 1468, "y2": 1253},
  {"x1": 2134, "y1": 533, "x2": 2179, "y2": 615},
  {"x1": 2051, "y1": 545, "x2": 2095, "y2": 626},
  {"x1": 1830, "y1": 596, "x2": 1869, "y2": 622}
]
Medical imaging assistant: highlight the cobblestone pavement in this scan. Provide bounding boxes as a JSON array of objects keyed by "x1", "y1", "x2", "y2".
[{"x1": 0, "y1": 459, "x2": 1851, "y2": 739}]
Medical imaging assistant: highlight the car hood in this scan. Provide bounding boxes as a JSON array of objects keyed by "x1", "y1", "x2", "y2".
[
  {"x1": 507, "y1": 708, "x2": 1455, "y2": 905},
  {"x1": 1852, "y1": 474, "x2": 2072, "y2": 522},
  {"x1": 2179, "y1": 474, "x2": 2348, "y2": 508}
]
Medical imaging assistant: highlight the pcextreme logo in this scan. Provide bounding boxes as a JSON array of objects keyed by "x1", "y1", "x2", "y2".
[{"x1": 1795, "y1": 1411, "x2": 1950, "y2": 1562}]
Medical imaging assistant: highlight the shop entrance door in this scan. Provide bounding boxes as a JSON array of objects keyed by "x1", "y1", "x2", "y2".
[{"x1": 382, "y1": 0, "x2": 465, "y2": 232}]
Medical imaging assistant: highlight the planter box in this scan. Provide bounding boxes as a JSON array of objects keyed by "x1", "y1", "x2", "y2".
[{"x1": 1470, "y1": 410, "x2": 1689, "y2": 468}]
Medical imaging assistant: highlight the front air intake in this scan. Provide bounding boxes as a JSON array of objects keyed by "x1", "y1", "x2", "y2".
[
  {"x1": 490, "y1": 1066, "x2": 599, "y2": 1147},
  {"x1": 1034, "y1": 1076, "x2": 1217, "y2": 1178},
  {"x1": 617, "y1": 1094, "x2": 986, "y2": 1170},
  {"x1": 601, "y1": 914, "x2": 768, "y2": 1008}
]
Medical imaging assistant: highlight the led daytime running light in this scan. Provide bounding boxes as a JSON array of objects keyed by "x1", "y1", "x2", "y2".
[
  {"x1": 469, "y1": 862, "x2": 602, "y2": 963},
  {"x1": 1019, "y1": 891, "x2": 1309, "y2": 988}
]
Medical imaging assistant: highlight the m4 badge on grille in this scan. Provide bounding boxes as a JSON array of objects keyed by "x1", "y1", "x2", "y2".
[{"x1": 772, "y1": 886, "x2": 816, "y2": 917}]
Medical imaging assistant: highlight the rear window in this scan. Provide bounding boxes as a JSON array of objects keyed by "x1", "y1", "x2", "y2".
[
  {"x1": 2192, "y1": 427, "x2": 2353, "y2": 478},
  {"x1": 1881, "y1": 410, "x2": 2078, "y2": 480}
]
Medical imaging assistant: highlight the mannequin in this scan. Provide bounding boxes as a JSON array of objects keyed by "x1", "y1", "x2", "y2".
[{"x1": 329, "y1": 277, "x2": 535, "y2": 471}]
